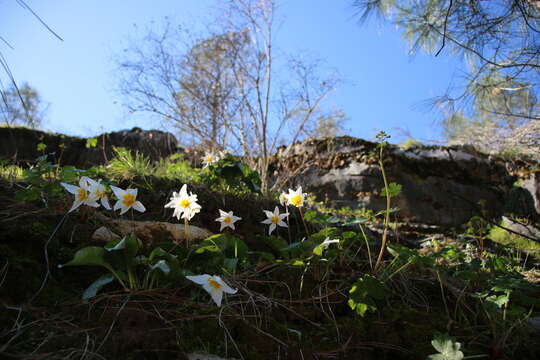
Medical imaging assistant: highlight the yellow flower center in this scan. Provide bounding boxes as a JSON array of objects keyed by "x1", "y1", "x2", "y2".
[
  {"x1": 123, "y1": 193, "x2": 136, "y2": 207},
  {"x1": 180, "y1": 199, "x2": 191, "y2": 208},
  {"x1": 76, "y1": 188, "x2": 88, "y2": 202},
  {"x1": 290, "y1": 194, "x2": 303, "y2": 207},
  {"x1": 280, "y1": 195, "x2": 287, "y2": 202},
  {"x1": 223, "y1": 216, "x2": 232, "y2": 224},
  {"x1": 271, "y1": 215, "x2": 280, "y2": 224},
  {"x1": 206, "y1": 156, "x2": 213, "y2": 163},
  {"x1": 95, "y1": 190, "x2": 106, "y2": 199},
  {"x1": 207, "y1": 278, "x2": 222, "y2": 290}
]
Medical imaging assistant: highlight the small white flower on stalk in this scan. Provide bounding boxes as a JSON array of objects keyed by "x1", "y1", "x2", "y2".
[
  {"x1": 313, "y1": 237, "x2": 340, "y2": 256},
  {"x1": 83, "y1": 177, "x2": 111, "y2": 210},
  {"x1": 215, "y1": 209, "x2": 241, "y2": 231},
  {"x1": 287, "y1": 186, "x2": 307, "y2": 208},
  {"x1": 164, "y1": 184, "x2": 201, "y2": 220},
  {"x1": 202, "y1": 151, "x2": 223, "y2": 168},
  {"x1": 110, "y1": 186, "x2": 146, "y2": 215},
  {"x1": 319, "y1": 237, "x2": 340, "y2": 250},
  {"x1": 61, "y1": 177, "x2": 99, "y2": 212},
  {"x1": 261, "y1": 206, "x2": 289, "y2": 235},
  {"x1": 186, "y1": 274, "x2": 237, "y2": 307},
  {"x1": 279, "y1": 191, "x2": 289, "y2": 206}
]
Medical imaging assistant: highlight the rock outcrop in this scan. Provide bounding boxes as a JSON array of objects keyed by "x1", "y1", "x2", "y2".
[
  {"x1": 271, "y1": 136, "x2": 538, "y2": 228},
  {"x1": 0, "y1": 126, "x2": 178, "y2": 167}
]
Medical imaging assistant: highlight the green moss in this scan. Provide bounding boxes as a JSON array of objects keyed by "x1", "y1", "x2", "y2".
[{"x1": 489, "y1": 226, "x2": 540, "y2": 257}]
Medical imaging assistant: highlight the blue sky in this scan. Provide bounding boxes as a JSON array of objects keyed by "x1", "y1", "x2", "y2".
[{"x1": 0, "y1": 0, "x2": 465, "y2": 144}]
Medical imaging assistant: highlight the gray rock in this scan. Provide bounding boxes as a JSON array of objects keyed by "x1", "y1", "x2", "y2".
[
  {"x1": 271, "y1": 136, "x2": 517, "y2": 228},
  {"x1": 0, "y1": 126, "x2": 178, "y2": 167}
]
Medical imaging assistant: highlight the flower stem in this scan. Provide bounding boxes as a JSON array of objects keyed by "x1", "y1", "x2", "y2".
[
  {"x1": 184, "y1": 218, "x2": 190, "y2": 247},
  {"x1": 286, "y1": 204, "x2": 292, "y2": 244},
  {"x1": 298, "y1": 207, "x2": 309, "y2": 236}
]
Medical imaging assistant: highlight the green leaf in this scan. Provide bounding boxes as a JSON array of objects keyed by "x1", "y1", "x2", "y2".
[
  {"x1": 223, "y1": 258, "x2": 239, "y2": 273},
  {"x1": 86, "y1": 137, "x2": 98, "y2": 148},
  {"x1": 381, "y1": 182, "x2": 402, "y2": 197},
  {"x1": 348, "y1": 275, "x2": 386, "y2": 317},
  {"x1": 342, "y1": 217, "x2": 367, "y2": 226},
  {"x1": 303, "y1": 211, "x2": 318, "y2": 222},
  {"x1": 58, "y1": 247, "x2": 109, "y2": 268},
  {"x1": 83, "y1": 274, "x2": 115, "y2": 299},
  {"x1": 313, "y1": 244, "x2": 324, "y2": 256},
  {"x1": 428, "y1": 333, "x2": 464, "y2": 360}
]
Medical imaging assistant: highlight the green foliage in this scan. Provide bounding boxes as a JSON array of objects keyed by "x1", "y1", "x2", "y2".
[
  {"x1": 106, "y1": 147, "x2": 154, "y2": 180},
  {"x1": 154, "y1": 153, "x2": 201, "y2": 182},
  {"x1": 36, "y1": 142, "x2": 47, "y2": 152},
  {"x1": 14, "y1": 154, "x2": 87, "y2": 203},
  {"x1": 348, "y1": 275, "x2": 386, "y2": 317},
  {"x1": 399, "y1": 137, "x2": 422, "y2": 150},
  {"x1": 58, "y1": 235, "x2": 181, "y2": 298},
  {"x1": 380, "y1": 182, "x2": 401, "y2": 198},
  {"x1": 201, "y1": 153, "x2": 261, "y2": 194},
  {"x1": 85, "y1": 137, "x2": 98, "y2": 148},
  {"x1": 192, "y1": 234, "x2": 250, "y2": 274},
  {"x1": 489, "y1": 225, "x2": 540, "y2": 256},
  {"x1": 427, "y1": 333, "x2": 464, "y2": 360}
]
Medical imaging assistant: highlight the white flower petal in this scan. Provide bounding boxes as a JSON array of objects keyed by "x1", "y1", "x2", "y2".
[
  {"x1": 127, "y1": 188, "x2": 138, "y2": 197},
  {"x1": 210, "y1": 288, "x2": 223, "y2": 307},
  {"x1": 69, "y1": 199, "x2": 83, "y2": 212},
  {"x1": 101, "y1": 197, "x2": 111, "y2": 210},
  {"x1": 132, "y1": 201, "x2": 146, "y2": 213},
  {"x1": 217, "y1": 278, "x2": 238, "y2": 295},
  {"x1": 110, "y1": 185, "x2": 124, "y2": 199},
  {"x1": 113, "y1": 200, "x2": 122, "y2": 211},
  {"x1": 61, "y1": 182, "x2": 78, "y2": 195},
  {"x1": 269, "y1": 223, "x2": 276, "y2": 235},
  {"x1": 186, "y1": 274, "x2": 211, "y2": 285}
]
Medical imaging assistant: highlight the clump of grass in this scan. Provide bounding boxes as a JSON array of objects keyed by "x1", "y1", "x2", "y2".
[
  {"x1": 105, "y1": 147, "x2": 154, "y2": 181},
  {"x1": 0, "y1": 164, "x2": 25, "y2": 182}
]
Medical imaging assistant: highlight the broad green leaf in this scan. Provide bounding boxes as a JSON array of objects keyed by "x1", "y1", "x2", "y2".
[
  {"x1": 58, "y1": 247, "x2": 109, "y2": 268},
  {"x1": 83, "y1": 274, "x2": 115, "y2": 299},
  {"x1": 223, "y1": 258, "x2": 239, "y2": 273}
]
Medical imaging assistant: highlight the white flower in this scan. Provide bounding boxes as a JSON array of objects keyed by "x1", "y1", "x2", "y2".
[
  {"x1": 61, "y1": 177, "x2": 99, "y2": 212},
  {"x1": 261, "y1": 206, "x2": 289, "y2": 235},
  {"x1": 279, "y1": 191, "x2": 289, "y2": 206},
  {"x1": 164, "y1": 184, "x2": 201, "y2": 220},
  {"x1": 215, "y1": 209, "x2": 241, "y2": 231},
  {"x1": 319, "y1": 237, "x2": 340, "y2": 250},
  {"x1": 84, "y1": 177, "x2": 111, "y2": 210},
  {"x1": 287, "y1": 186, "x2": 307, "y2": 208},
  {"x1": 110, "y1": 186, "x2": 146, "y2": 215},
  {"x1": 186, "y1": 274, "x2": 237, "y2": 307},
  {"x1": 202, "y1": 151, "x2": 223, "y2": 168},
  {"x1": 313, "y1": 237, "x2": 340, "y2": 256}
]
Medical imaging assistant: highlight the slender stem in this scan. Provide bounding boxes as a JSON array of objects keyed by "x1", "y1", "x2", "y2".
[
  {"x1": 105, "y1": 265, "x2": 128, "y2": 290},
  {"x1": 285, "y1": 204, "x2": 292, "y2": 243},
  {"x1": 298, "y1": 207, "x2": 309, "y2": 236},
  {"x1": 184, "y1": 217, "x2": 190, "y2": 247},
  {"x1": 374, "y1": 146, "x2": 391, "y2": 273},
  {"x1": 359, "y1": 224, "x2": 373, "y2": 271}
]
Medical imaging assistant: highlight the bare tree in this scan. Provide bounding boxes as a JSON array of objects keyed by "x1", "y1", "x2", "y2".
[
  {"x1": 0, "y1": 82, "x2": 47, "y2": 128},
  {"x1": 117, "y1": 0, "x2": 343, "y2": 193},
  {"x1": 221, "y1": 0, "x2": 342, "y2": 192}
]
